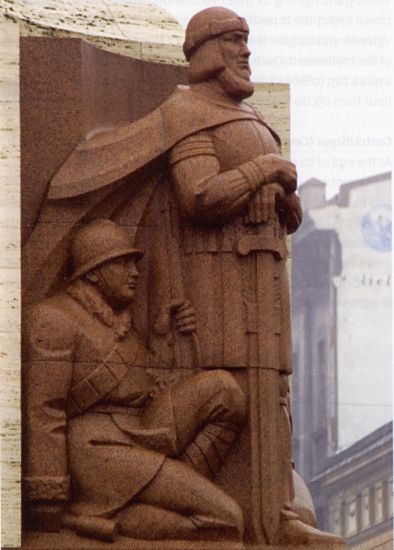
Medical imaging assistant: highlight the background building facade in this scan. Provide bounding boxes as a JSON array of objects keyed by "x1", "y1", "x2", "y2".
[{"x1": 291, "y1": 172, "x2": 392, "y2": 547}]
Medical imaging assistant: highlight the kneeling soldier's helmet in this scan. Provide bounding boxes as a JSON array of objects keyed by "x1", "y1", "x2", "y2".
[{"x1": 69, "y1": 218, "x2": 143, "y2": 281}]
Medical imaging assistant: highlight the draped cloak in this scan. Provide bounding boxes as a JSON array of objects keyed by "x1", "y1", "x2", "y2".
[{"x1": 23, "y1": 85, "x2": 279, "y2": 306}]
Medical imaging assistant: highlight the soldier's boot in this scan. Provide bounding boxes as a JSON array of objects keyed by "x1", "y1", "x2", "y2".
[
  {"x1": 280, "y1": 515, "x2": 346, "y2": 547},
  {"x1": 181, "y1": 421, "x2": 241, "y2": 479}
]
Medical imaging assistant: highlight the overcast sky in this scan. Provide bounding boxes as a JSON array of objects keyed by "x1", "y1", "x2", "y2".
[{"x1": 155, "y1": 0, "x2": 393, "y2": 197}]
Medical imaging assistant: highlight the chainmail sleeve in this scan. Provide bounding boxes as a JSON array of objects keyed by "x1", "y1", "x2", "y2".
[{"x1": 170, "y1": 132, "x2": 268, "y2": 224}]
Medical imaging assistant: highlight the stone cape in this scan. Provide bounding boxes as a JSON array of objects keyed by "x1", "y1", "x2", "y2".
[
  {"x1": 48, "y1": 85, "x2": 281, "y2": 199},
  {"x1": 23, "y1": 85, "x2": 281, "y2": 303}
]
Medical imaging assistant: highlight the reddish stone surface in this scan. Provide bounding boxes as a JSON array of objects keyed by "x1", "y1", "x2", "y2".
[{"x1": 21, "y1": 7, "x2": 347, "y2": 549}]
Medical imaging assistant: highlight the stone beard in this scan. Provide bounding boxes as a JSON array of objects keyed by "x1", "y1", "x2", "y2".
[
  {"x1": 186, "y1": 35, "x2": 254, "y2": 100},
  {"x1": 217, "y1": 65, "x2": 255, "y2": 100}
]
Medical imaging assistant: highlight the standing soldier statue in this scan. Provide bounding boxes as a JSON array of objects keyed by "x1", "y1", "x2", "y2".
[{"x1": 23, "y1": 6, "x2": 346, "y2": 548}]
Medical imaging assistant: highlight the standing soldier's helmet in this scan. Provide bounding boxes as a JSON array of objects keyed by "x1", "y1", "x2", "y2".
[
  {"x1": 69, "y1": 219, "x2": 143, "y2": 281},
  {"x1": 183, "y1": 7, "x2": 249, "y2": 83}
]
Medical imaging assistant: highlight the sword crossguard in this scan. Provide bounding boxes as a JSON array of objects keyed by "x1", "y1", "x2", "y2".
[{"x1": 236, "y1": 235, "x2": 287, "y2": 259}]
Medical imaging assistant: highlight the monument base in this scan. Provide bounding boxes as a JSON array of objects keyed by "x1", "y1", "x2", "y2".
[{"x1": 22, "y1": 529, "x2": 348, "y2": 549}]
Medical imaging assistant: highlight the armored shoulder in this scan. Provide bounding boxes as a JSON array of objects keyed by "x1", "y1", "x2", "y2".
[
  {"x1": 170, "y1": 132, "x2": 216, "y2": 166},
  {"x1": 244, "y1": 103, "x2": 282, "y2": 149}
]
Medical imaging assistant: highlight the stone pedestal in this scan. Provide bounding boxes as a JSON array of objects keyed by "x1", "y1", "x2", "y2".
[{"x1": 22, "y1": 530, "x2": 347, "y2": 550}]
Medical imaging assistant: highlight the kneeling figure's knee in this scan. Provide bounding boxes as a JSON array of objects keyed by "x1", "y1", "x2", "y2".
[
  {"x1": 215, "y1": 370, "x2": 246, "y2": 424},
  {"x1": 197, "y1": 370, "x2": 246, "y2": 426},
  {"x1": 215, "y1": 493, "x2": 244, "y2": 538}
]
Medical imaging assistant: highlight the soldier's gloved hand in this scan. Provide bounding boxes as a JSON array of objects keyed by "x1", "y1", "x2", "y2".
[
  {"x1": 153, "y1": 299, "x2": 196, "y2": 335},
  {"x1": 151, "y1": 371, "x2": 183, "y2": 395},
  {"x1": 253, "y1": 153, "x2": 297, "y2": 194},
  {"x1": 28, "y1": 501, "x2": 65, "y2": 532},
  {"x1": 278, "y1": 192, "x2": 302, "y2": 217},
  {"x1": 170, "y1": 299, "x2": 196, "y2": 334},
  {"x1": 277, "y1": 192, "x2": 302, "y2": 233}
]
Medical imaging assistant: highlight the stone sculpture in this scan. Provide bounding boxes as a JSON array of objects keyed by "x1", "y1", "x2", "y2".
[
  {"x1": 24, "y1": 218, "x2": 246, "y2": 542},
  {"x1": 22, "y1": 6, "x2": 347, "y2": 549}
]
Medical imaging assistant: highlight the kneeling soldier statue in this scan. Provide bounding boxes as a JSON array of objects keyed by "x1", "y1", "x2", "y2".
[{"x1": 23, "y1": 218, "x2": 246, "y2": 542}]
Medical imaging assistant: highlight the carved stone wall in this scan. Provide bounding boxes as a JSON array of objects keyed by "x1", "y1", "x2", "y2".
[{"x1": 0, "y1": 3, "x2": 295, "y2": 548}]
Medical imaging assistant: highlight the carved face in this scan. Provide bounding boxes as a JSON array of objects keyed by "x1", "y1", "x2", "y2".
[
  {"x1": 218, "y1": 31, "x2": 251, "y2": 82},
  {"x1": 89, "y1": 255, "x2": 139, "y2": 308}
]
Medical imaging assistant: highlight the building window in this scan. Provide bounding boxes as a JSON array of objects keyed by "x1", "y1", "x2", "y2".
[
  {"x1": 345, "y1": 497, "x2": 358, "y2": 537},
  {"x1": 313, "y1": 429, "x2": 328, "y2": 468},
  {"x1": 330, "y1": 501, "x2": 342, "y2": 536},
  {"x1": 374, "y1": 482, "x2": 384, "y2": 524},
  {"x1": 317, "y1": 338, "x2": 326, "y2": 368},
  {"x1": 361, "y1": 488, "x2": 371, "y2": 530},
  {"x1": 388, "y1": 477, "x2": 393, "y2": 517}
]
